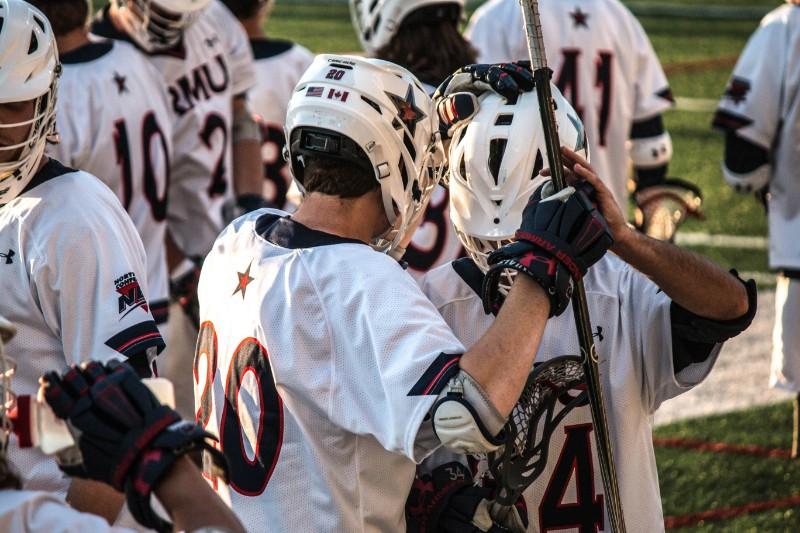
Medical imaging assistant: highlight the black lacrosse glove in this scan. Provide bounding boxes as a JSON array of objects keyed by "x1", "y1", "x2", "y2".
[
  {"x1": 169, "y1": 257, "x2": 203, "y2": 326},
  {"x1": 222, "y1": 193, "x2": 275, "y2": 225},
  {"x1": 41, "y1": 360, "x2": 228, "y2": 533},
  {"x1": 406, "y1": 462, "x2": 528, "y2": 533},
  {"x1": 483, "y1": 181, "x2": 613, "y2": 317},
  {"x1": 434, "y1": 63, "x2": 535, "y2": 102}
]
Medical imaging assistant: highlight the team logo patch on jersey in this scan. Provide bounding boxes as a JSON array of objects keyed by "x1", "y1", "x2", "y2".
[
  {"x1": 570, "y1": 7, "x2": 590, "y2": 28},
  {"x1": 0, "y1": 249, "x2": 14, "y2": 264},
  {"x1": 724, "y1": 77, "x2": 751, "y2": 105},
  {"x1": 233, "y1": 261, "x2": 255, "y2": 299},
  {"x1": 115, "y1": 272, "x2": 149, "y2": 318},
  {"x1": 112, "y1": 72, "x2": 128, "y2": 95}
]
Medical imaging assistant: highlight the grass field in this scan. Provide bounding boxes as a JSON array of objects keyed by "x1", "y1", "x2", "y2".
[{"x1": 263, "y1": 2, "x2": 795, "y2": 530}]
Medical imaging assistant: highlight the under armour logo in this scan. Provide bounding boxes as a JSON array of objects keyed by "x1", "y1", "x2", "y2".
[
  {"x1": 593, "y1": 326, "x2": 604, "y2": 342},
  {"x1": 0, "y1": 249, "x2": 14, "y2": 264}
]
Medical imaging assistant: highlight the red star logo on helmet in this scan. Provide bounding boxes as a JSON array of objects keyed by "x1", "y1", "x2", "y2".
[{"x1": 386, "y1": 85, "x2": 426, "y2": 137}]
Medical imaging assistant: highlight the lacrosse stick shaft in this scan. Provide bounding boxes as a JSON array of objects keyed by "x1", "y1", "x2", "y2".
[{"x1": 519, "y1": 1, "x2": 627, "y2": 531}]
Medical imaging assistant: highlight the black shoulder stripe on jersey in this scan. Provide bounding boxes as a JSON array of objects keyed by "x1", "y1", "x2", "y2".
[
  {"x1": 452, "y1": 257, "x2": 485, "y2": 299},
  {"x1": 105, "y1": 320, "x2": 166, "y2": 358},
  {"x1": 250, "y1": 38, "x2": 295, "y2": 60},
  {"x1": 711, "y1": 109, "x2": 754, "y2": 132},
  {"x1": 407, "y1": 352, "x2": 462, "y2": 397},
  {"x1": 630, "y1": 114, "x2": 665, "y2": 139},
  {"x1": 656, "y1": 87, "x2": 675, "y2": 103},
  {"x1": 257, "y1": 213, "x2": 367, "y2": 249},
  {"x1": 150, "y1": 299, "x2": 169, "y2": 325},
  {"x1": 60, "y1": 41, "x2": 114, "y2": 64},
  {"x1": 21, "y1": 159, "x2": 78, "y2": 196}
]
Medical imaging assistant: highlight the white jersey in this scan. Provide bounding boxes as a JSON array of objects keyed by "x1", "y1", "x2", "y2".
[
  {"x1": 713, "y1": 3, "x2": 800, "y2": 269},
  {"x1": 0, "y1": 490, "x2": 135, "y2": 533},
  {"x1": 404, "y1": 185, "x2": 465, "y2": 278},
  {"x1": 49, "y1": 38, "x2": 173, "y2": 325},
  {"x1": 92, "y1": 0, "x2": 257, "y2": 257},
  {"x1": 248, "y1": 39, "x2": 313, "y2": 210},
  {"x1": 467, "y1": 0, "x2": 674, "y2": 208},
  {"x1": 195, "y1": 211, "x2": 464, "y2": 532},
  {"x1": 0, "y1": 160, "x2": 165, "y2": 494},
  {"x1": 419, "y1": 255, "x2": 720, "y2": 532}
]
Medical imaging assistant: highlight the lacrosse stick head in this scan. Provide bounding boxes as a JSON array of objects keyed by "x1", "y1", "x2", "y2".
[{"x1": 488, "y1": 355, "x2": 587, "y2": 506}]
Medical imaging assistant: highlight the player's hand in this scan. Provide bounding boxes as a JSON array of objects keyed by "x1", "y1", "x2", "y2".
[
  {"x1": 482, "y1": 168, "x2": 614, "y2": 317},
  {"x1": 633, "y1": 177, "x2": 705, "y2": 242},
  {"x1": 170, "y1": 257, "x2": 203, "y2": 326},
  {"x1": 543, "y1": 146, "x2": 635, "y2": 251},
  {"x1": 406, "y1": 462, "x2": 528, "y2": 533},
  {"x1": 41, "y1": 360, "x2": 227, "y2": 532}
]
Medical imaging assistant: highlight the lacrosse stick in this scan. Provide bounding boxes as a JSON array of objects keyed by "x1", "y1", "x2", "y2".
[{"x1": 503, "y1": 1, "x2": 627, "y2": 531}]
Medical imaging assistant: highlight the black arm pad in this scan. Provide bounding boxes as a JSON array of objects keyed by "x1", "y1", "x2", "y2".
[
  {"x1": 671, "y1": 271, "x2": 757, "y2": 373},
  {"x1": 724, "y1": 132, "x2": 769, "y2": 174}
]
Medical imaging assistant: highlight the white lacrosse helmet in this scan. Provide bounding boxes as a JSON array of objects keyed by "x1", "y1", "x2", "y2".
[
  {"x1": 349, "y1": 0, "x2": 465, "y2": 56},
  {"x1": 112, "y1": 0, "x2": 211, "y2": 51},
  {"x1": 448, "y1": 86, "x2": 589, "y2": 291},
  {"x1": 285, "y1": 55, "x2": 444, "y2": 259},
  {"x1": 0, "y1": 315, "x2": 16, "y2": 452},
  {"x1": 0, "y1": 0, "x2": 60, "y2": 206}
]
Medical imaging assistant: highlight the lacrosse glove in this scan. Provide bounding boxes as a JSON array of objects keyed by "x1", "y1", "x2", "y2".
[
  {"x1": 633, "y1": 178, "x2": 704, "y2": 242},
  {"x1": 41, "y1": 360, "x2": 228, "y2": 533},
  {"x1": 483, "y1": 181, "x2": 613, "y2": 317},
  {"x1": 406, "y1": 461, "x2": 528, "y2": 533},
  {"x1": 433, "y1": 63, "x2": 535, "y2": 139}
]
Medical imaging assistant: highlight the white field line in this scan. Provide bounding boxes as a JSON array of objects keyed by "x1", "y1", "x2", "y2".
[
  {"x1": 676, "y1": 232, "x2": 768, "y2": 250},
  {"x1": 674, "y1": 97, "x2": 718, "y2": 113}
]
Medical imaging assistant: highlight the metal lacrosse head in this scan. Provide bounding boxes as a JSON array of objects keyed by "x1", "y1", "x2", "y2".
[
  {"x1": 488, "y1": 355, "x2": 586, "y2": 506},
  {"x1": 0, "y1": 316, "x2": 17, "y2": 452}
]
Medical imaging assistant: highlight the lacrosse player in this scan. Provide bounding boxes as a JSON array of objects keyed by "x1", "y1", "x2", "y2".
[
  {"x1": 466, "y1": 0, "x2": 704, "y2": 241},
  {"x1": 412, "y1": 90, "x2": 755, "y2": 531},
  {"x1": 350, "y1": 0, "x2": 478, "y2": 276},
  {"x1": 0, "y1": 321, "x2": 244, "y2": 533},
  {"x1": 0, "y1": 0, "x2": 165, "y2": 517},
  {"x1": 193, "y1": 54, "x2": 614, "y2": 531},
  {"x1": 223, "y1": 0, "x2": 313, "y2": 211},
  {"x1": 31, "y1": 0, "x2": 173, "y2": 330},
  {"x1": 712, "y1": 0, "x2": 800, "y2": 455}
]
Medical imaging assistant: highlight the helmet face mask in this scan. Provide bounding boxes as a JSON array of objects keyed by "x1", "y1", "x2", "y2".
[
  {"x1": 349, "y1": 0, "x2": 465, "y2": 56},
  {"x1": 448, "y1": 88, "x2": 589, "y2": 293},
  {"x1": 113, "y1": 0, "x2": 211, "y2": 51},
  {"x1": 0, "y1": 0, "x2": 60, "y2": 206},
  {"x1": 285, "y1": 55, "x2": 444, "y2": 259}
]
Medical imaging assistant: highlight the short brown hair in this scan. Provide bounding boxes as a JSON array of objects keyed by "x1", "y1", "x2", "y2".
[
  {"x1": 301, "y1": 156, "x2": 378, "y2": 198},
  {"x1": 27, "y1": 0, "x2": 89, "y2": 37},
  {"x1": 376, "y1": 17, "x2": 477, "y2": 87}
]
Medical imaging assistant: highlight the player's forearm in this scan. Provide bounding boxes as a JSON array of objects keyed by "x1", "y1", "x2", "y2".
[
  {"x1": 460, "y1": 276, "x2": 550, "y2": 417},
  {"x1": 67, "y1": 479, "x2": 124, "y2": 524},
  {"x1": 232, "y1": 139, "x2": 264, "y2": 196},
  {"x1": 155, "y1": 456, "x2": 245, "y2": 533},
  {"x1": 614, "y1": 229, "x2": 749, "y2": 320}
]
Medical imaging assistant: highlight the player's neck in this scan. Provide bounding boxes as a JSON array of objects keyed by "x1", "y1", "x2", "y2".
[
  {"x1": 242, "y1": 17, "x2": 266, "y2": 39},
  {"x1": 57, "y1": 28, "x2": 91, "y2": 55},
  {"x1": 292, "y1": 191, "x2": 387, "y2": 245}
]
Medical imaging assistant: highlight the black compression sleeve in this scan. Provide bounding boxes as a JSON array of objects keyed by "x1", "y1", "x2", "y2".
[
  {"x1": 631, "y1": 115, "x2": 668, "y2": 187},
  {"x1": 671, "y1": 271, "x2": 757, "y2": 374},
  {"x1": 724, "y1": 132, "x2": 769, "y2": 174}
]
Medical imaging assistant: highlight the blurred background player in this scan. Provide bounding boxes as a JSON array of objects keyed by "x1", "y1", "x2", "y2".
[
  {"x1": 91, "y1": 0, "x2": 263, "y2": 418},
  {"x1": 0, "y1": 324, "x2": 245, "y2": 533},
  {"x1": 31, "y1": 0, "x2": 174, "y2": 331},
  {"x1": 0, "y1": 0, "x2": 165, "y2": 520},
  {"x1": 466, "y1": 0, "x2": 703, "y2": 242},
  {"x1": 712, "y1": 0, "x2": 800, "y2": 456},
  {"x1": 223, "y1": 0, "x2": 313, "y2": 211},
  {"x1": 412, "y1": 90, "x2": 754, "y2": 531},
  {"x1": 349, "y1": 0, "x2": 476, "y2": 276}
]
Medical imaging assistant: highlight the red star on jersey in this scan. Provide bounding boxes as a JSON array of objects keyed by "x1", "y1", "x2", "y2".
[
  {"x1": 386, "y1": 85, "x2": 426, "y2": 137},
  {"x1": 232, "y1": 261, "x2": 255, "y2": 299},
  {"x1": 570, "y1": 7, "x2": 589, "y2": 29}
]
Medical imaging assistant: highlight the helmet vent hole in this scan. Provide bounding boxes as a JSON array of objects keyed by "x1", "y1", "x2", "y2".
[
  {"x1": 495, "y1": 114, "x2": 514, "y2": 126},
  {"x1": 33, "y1": 14, "x2": 45, "y2": 31},
  {"x1": 458, "y1": 154, "x2": 466, "y2": 179},
  {"x1": 488, "y1": 139, "x2": 507, "y2": 186},
  {"x1": 531, "y1": 149, "x2": 544, "y2": 180},
  {"x1": 28, "y1": 32, "x2": 38, "y2": 54},
  {"x1": 361, "y1": 96, "x2": 382, "y2": 115},
  {"x1": 0, "y1": 17, "x2": 4, "y2": 34},
  {"x1": 494, "y1": 218, "x2": 500, "y2": 224}
]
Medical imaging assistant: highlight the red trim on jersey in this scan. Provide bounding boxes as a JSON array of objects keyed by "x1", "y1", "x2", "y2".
[
  {"x1": 116, "y1": 332, "x2": 163, "y2": 353},
  {"x1": 423, "y1": 357, "x2": 461, "y2": 396}
]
